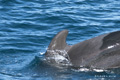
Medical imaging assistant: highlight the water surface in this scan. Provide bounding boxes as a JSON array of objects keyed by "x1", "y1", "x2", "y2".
[{"x1": 0, "y1": 0, "x2": 120, "y2": 80}]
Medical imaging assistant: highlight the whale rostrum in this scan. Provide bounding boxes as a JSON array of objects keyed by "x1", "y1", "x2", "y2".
[{"x1": 45, "y1": 30, "x2": 120, "y2": 69}]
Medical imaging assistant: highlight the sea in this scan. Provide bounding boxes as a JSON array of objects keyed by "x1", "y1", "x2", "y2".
[{"x1": 0, "y1": 0, "x2": 120, "y2": 80}]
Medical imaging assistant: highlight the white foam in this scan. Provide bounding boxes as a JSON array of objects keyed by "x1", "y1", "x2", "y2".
[
  {"x1": 93, "y1": 69, "x2": 105, "y2": 72},
  {"x1": 79, "y1": 68, "x2": 89, "y2": 72},
  {"x1": 72, "y1": 68, "x2": 90, "y2": 72},
  {"x1": 40, "y1": 52, "x2": 44, "y2": 55},
  {"x1": 46, "y1": 50, "x2": 71, "y2": 66}
]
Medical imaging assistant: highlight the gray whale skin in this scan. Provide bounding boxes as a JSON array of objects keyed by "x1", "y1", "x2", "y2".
[{"x1": 45, "y1": 30, "x2": 120, "y2": 69}]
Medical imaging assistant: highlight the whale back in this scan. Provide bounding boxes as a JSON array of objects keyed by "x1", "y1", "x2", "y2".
[
  {"x1": 67, "y1": 31, "x2": 120, "y2": 69},
  {"x1": 45, "y1": 30, "x2": 120, "y2": 69}
]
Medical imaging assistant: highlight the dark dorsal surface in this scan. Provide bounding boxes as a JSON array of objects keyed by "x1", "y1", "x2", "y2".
[
  {"x1": 88, "y1": 46, "x2": 120, "y2": 69},
  {"x1": 45, "y1": 30, "x2": 120, "y2": 69},
  {"x1": 68, "y1": 31, "x2": 120, "y2": 69},
  {"x1": 48, "y1": 30, "x2": 68, "y2": 50},
  {"x1": 45, "y1": 30, "x2": 71, "y2": 57},
  {"x1": 100, "y1": 31, "x2": 120, "y2": 50}
]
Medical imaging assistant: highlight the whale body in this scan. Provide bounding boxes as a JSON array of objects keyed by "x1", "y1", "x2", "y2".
[{"x1": 45, "y1": 30, "x2": 120, "y2": 69}]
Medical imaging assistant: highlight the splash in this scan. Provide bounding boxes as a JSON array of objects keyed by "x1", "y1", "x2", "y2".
[
  {"x1": 45, "y1": 50, "x2": 72, "y2": 67},
  {"x1": 93, "y1": 69, "x2": 106, "y2": 72},
  {"x1": 72, "y1": 67, "x2": 107, "y2": 73}
]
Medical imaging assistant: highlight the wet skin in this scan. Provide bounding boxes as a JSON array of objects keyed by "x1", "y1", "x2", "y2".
[{"x1": 45, "y1": 30, "x2": 120, "y2": 69}]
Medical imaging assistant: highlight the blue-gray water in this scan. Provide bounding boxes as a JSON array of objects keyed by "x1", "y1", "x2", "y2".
[{"x1": 0, "y1": 0, "x2": 120, "y2": 80}]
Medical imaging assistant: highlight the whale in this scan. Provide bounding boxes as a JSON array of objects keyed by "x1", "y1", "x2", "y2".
[{"x1": 45, "y1": 30, "x2": 120, "y2": 69}]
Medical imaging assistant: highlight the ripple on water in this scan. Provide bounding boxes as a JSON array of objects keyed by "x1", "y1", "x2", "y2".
[{"x1": 0, "y1": 0, "x2": 120, "y2": 80}]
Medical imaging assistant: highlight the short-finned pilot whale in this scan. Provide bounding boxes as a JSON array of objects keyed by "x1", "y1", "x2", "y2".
[{"x1": 45, "y1": 30, "x2": 120, "y2": 69}]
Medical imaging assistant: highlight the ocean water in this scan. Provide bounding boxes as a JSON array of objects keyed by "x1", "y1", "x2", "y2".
[{"x1": 0, "y1": 0, "x2": 120, "y2": 80}]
